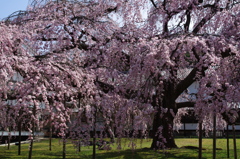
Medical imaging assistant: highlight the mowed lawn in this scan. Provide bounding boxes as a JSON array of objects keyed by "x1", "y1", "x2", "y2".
[{"x1": 0, "y1": 138, "x2": 239, "y2": 159}]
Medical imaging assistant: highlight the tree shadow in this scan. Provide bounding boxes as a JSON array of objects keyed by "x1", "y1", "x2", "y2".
[{"x1": 77, "y1": 147, "x2": 209, "y2": 159}]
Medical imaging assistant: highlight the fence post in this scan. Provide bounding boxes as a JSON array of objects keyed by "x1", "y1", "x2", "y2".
[
  {"x1": 198, "y1": 121, "x2": 202, "y2": 159},
  {"x1": 232, "y1": 124, "x2": 237, "y2": 159},
  {"x1": 213, "y1": 112, "x2": 216, "y2": 159}
]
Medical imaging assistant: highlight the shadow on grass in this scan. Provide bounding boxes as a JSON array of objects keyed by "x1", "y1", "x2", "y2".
[
  {"x1": 0, "y1": 145, "x2": 218, "y2": 159},
  {"x1": 77, "y1": 148, "x2": 209, "y2": 159}
]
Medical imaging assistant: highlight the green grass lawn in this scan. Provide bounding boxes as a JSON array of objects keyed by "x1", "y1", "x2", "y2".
[{"x1": 0, "y1": 138, "x2": 239, "y2": 159}]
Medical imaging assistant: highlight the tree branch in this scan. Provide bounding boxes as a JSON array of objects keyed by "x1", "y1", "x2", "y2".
[
  {"x1": 176, "y1": 101, "x2": 195, "y2": 109},
  {"x1": 174, "y1": 67, "x2": 201, "y2": 101},
  {"x1": 150, "y1": 0, "x2": 157, "y2": 8}
]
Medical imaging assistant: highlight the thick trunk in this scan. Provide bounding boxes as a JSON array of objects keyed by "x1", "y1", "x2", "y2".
[
  {"x1": 151, "y1": 110, "x2": 177, "y2": 149},
  {"x1": 151, "y1": 82, "x2": 177, "y2": 149}
]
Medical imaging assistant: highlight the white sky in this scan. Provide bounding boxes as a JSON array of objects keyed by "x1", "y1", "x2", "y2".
[{"x1": 0, "y1": 0, "x2": 29, "y2": 20}]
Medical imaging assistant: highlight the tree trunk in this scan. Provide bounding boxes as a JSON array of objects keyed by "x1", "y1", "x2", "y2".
[
  {"x1": 92, "y1": 109, "x2": 97, "y2": 159},
  {"x1": 62, "y1": 136, "x2": 66, "y2": 159},
  {"x1": 198, "y1": 121, "x2": 202, "y2": 159},
  {"x1": 49, "y1": 125, "x2": 52, "y2": 151},
  {"x1": 151, "y1": 109, "x2": 177, "y2": 149},
  {"x1": 7, "y1": 130, "x2": 11, "y2": 150},
  {"x1": 28, "y1": 104, "x2": 36, "y2": 159},
  {"x1": 213, "y1": 112, "x2": 216, "y2": 159},
  {"x1": 151, "y1": 82, "x2": 177, "y2": 150},
  {"x1": 232, "y1": 124, "x2": 237, "y2": 159},
  {"x1": 18, "y1": 122, "x2": 22, "y2": 155},
  {"x1": 78, "y1": 139, "x2": 81, "y2": 152},
  {"x1": 63, "y1": 96, "x2": 67, "y2": 159},
  {"x1": 78, "y1": 95, "x2": 81, "y2": 152},
  {"x1": 108, "y1": 127, "x2": 115, "y2": 143},
  {"x1": 28, "y1": 135, "x2": 34, "y2": 159},
  {"x1": 18, "y1": 109, "x2": 23, "y2": 155},
  {"x1": 226, "y1": 125, "x2": 229, "y2": 158}
]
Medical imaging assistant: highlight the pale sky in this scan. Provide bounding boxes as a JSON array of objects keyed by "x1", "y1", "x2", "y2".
[{"x1": 0, "y1": 0, "x2": 29, "y2": 20}]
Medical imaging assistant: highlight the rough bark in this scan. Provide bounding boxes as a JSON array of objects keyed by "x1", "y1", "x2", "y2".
[
  {"x1": 151, "y1": 82, "x2": 178, "y2": 149},
  {"x1": 151, "y1": 110, "x2": 177, "y2": 149}
]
